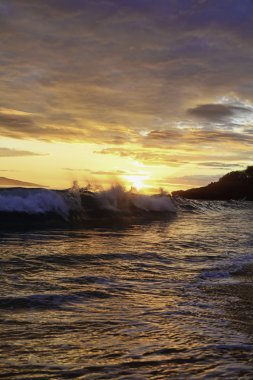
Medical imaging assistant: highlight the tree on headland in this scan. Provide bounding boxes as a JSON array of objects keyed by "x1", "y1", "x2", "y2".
[{"x1": 172, "y1": 166, "x2": 253, "y2": 201}]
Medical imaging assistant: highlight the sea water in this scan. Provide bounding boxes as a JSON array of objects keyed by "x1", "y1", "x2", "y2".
[{"x1": 0, "y1": 190, "x2": 253, "y2": 379}]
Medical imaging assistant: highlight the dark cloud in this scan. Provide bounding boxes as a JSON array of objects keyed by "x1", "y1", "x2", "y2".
[
  {"x1": 140, "y1": 128, "x2": 253, "y2": 151},
  {"x1": 0, "y1": 0, "x2": 253, "y2": 167},
  {"x1": 187, "y1": 103, "x2": 252, "y2": 121},
  {"x1": 186, "y1": 130, "x2": 253, "y2": 145},
  {"x1": 0, "y1": 113, "x2": 35, "y2": 130},
  {"x1": 244, "y1": 128, "x2": 253, "y2": 134}
]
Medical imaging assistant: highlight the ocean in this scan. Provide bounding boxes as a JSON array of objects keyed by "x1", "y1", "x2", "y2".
[{"x1": 0, "y1": 188, "x2": 253, "y2": 379}]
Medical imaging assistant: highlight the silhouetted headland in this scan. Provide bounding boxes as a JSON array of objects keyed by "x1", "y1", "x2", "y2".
[{"x1": 173, "y1": 166, "x2": 253, "y2": 201}]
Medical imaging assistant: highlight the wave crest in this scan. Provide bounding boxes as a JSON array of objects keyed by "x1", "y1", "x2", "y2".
[{"x1": 0, "y1": 186, "x2": 177, "y2": 227}]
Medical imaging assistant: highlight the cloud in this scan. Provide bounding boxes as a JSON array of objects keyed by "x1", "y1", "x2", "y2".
[
  {"x1": 0, "y1": 0, "x2": 253, "y2": 167},
  {"x1": 89, "y1": 170, "x2": 126, "y2": 175},
  {"x1": 0, "y1": 112, "x2": 35, "y2": 130},
  {"x1": 96, "y1": 143, "x2": 253, "y2": 169},
  {"x1": 140, "y1": 128, "x2": 253, "y2": 152},
  {"x1": 0, "y1": 147, "x2": 46, "y2": 157},
  {"x1": 63, "y1": 168, "x2": 127, "y2": 175},
  {"x1": 63, "y1": 168, "x2": 89, "y2": 172},
  {"x1": 0, "y1": 107, "x2": 32, "y2": 116},
  {"x1": 196, "y1": 162, "x2": 244, "y2": 169},
  {"x1": 187, "y1": 103, "x2": 252, "y2": 121},
  {"x1": 164, "y1": 174, "x2": 220, "y2": 187},
  {"x1": 96, "y1": 147, "x2": 189, "y2": 166},
  {"x1": 0, "y1": 169, "x2": 17, "y2": 172},
  {"x1": 0, "y1": 176, "x2": 44, "y2": 187}
]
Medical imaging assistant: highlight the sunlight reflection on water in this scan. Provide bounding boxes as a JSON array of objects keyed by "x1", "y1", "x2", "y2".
[{"x1": 0, "y1": 204, "x2": 253, "y2": 379}]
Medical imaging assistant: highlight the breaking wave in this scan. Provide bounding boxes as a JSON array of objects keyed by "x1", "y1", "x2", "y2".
[
  {"x1": 0, "y1": 188, "x2": 69, "y2": 216},
  {"x1": 0, "y1": 186, "x2": 177, "y2": 228},
  {"x1": 0, "y1": 186, "x2": 249, "y2": 229}
]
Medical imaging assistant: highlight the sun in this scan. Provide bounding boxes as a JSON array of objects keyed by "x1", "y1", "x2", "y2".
[{"x1": 125, "y1": 175, "x2": 144, "y2": 191}]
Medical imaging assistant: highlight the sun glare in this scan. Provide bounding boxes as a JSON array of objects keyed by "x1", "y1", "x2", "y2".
[{"x1": 125, "y1": 175, "x2": 145, "y2": 191}]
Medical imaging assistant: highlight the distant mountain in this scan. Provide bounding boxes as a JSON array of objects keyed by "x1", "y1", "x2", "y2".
[
  {"x1": 172, "y1": 166, "x2": 253, "y2": 201},
  {"x1": 0, "y1": 177, "x2": 44, "y2": 188}
]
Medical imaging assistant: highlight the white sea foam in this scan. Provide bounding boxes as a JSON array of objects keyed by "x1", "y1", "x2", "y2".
[
  {"x1": 96, "y1": 185, "x2": 177, "y2": 213},
  {"x1": 0, "y1": 186, "x2": 177, "y2": 218},
  {"x1": 132, "y1": 194, "x2": 177, "y2": 213},
  {"x1": 0, "y1": 189, "x2": 69, "y2": 216},
  {"x1": 96, "y1": 186, "x2": 131, "y2": 212}
]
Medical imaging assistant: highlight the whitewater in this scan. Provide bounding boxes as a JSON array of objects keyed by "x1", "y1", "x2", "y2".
[
  {"x1": 0, "y1": 187, "x2": 253, "y2": 379},
  {"x1": 0, "y1": 186, "x2": 177, "y2": 228}
]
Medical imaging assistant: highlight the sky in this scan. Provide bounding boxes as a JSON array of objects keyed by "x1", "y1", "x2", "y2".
[{"x1": 0, "y1": 0, "x2": 253, "y2": 192}]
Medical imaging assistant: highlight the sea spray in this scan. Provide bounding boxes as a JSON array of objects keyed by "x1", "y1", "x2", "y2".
[
  {"x1": 0, "y1": 188, "x2": 69, "y2": 217},
  {"x1": 0, "y1": 186, "x2": 177, "y2": 228},
  {"x1": 132, "y1": 193, "x2": 177, "y2": 212},
  {"x1": 91, "y1": 185, "x2": 177, "y2": 214}
]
